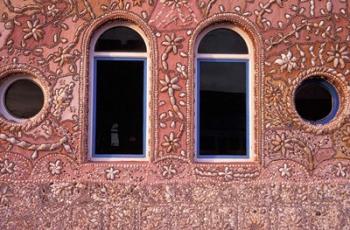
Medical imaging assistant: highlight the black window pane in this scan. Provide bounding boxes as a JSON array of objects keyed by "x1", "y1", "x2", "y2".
[
  {"x1": 199, "y1": 61, "x2": 247, "y2": 155},
  {"x1": 294, "y1": 78, "x2": 337, "y2": 123},
  {"x1": 5, "y1": 79, "x2": 44, "y2": 119},
  {"x1": 95, "y1": 26, "x2": 146, "y2": 52},
  {"x1": 198, "y1": 29, "x2": 248, "y2": 54},
  {"x1": 95, "y1": 60, "x2": 144, "y2": 155}
]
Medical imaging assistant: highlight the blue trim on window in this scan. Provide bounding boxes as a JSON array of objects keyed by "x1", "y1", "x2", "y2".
[
  {"x1": 196, "y1": 58, "x2": 250, "y2": 159},
  {"x1": 92, "y1": 57, "x2": 147, "y2": 158}
]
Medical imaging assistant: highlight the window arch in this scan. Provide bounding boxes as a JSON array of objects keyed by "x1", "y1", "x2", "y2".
[
  {"x1": 89, "y1": 22, "x2": 149, "y2": 161},
  {"x1": 195, "y1": 25, "x2": 254, "y2": 161}
]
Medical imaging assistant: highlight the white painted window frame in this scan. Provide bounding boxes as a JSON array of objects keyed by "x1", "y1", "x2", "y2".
[
  {"x1": 88, "y1": 22, "x2": 150, "y2": 161},
  {"x1": 195, "y1": 24, "x2": 256, "y2": 162}
]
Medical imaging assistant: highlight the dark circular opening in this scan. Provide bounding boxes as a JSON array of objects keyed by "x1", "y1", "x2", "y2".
[
  {"x1": 294, "y1": 77, "x2": 338, "y2": 124},
  {"x1": 4, "y1": 79, "x2": 44, "y2": 119}
]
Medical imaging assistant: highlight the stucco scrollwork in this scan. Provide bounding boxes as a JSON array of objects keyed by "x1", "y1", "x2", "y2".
[{"x1": 0, "y1": 0, "x2": 350, "y2": 227}]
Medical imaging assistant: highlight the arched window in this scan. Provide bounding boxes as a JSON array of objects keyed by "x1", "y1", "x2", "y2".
[
  {"x1": 196, "y1": 26, "x2": 253, "y2": 161},
  {"x1": 89, "y1": 23, "x2": 148, "y2": 160}
]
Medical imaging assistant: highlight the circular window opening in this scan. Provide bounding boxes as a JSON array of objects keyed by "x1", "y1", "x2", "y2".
[
  {"x1": 294, "y1": 77, "x2": 339, "y2": 124},
  {"x1": 4, "y1": 79, "x2": 44, "y2": 119}
]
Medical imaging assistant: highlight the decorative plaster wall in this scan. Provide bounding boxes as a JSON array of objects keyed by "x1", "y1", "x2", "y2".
[{"x1": 0, "y1": 0, "x2": 350, "y2": 228}]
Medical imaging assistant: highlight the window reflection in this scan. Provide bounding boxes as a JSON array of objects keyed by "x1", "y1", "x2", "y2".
[
  {"x1": 198, "y1": 28, "x2": 248, "y2": 54},
  {"x1": 95, "y1": 26, "x2": 146, "y2": 52},
  {"x1": 199, "y1": 61, "x2": 247, "y2": 155},
  {"x1": 94, "y1": 60, "x2": 144, "y2": 155}
]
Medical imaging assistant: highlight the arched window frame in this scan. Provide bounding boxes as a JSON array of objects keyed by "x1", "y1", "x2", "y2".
[
  {"x1": 195, "y1": 24, "x2": 255, "y2": 162},
  {"x1": 88, "y1": 21, "x2": 150, "y2": 161}
]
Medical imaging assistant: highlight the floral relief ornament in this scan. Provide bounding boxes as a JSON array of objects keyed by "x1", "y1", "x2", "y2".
[
  {"x1": 334, "y1": 163, "x2": 347, "y2": 178},
  {"x1": 161, "y1": 131, "x2": 180, "y2": 153},
  {"x1": 162, "y1": 164, "x2": 177, "y2": 179},
  {"x1": 2, "y1": 0, "x2": 350, "y2": 227},
  {"x1": 271, "y1": 133, "x2": 293, "y2": 157},
  {"x1": 48, "y1": 160, "x2": 63, "y2": 175},
  {"x1": 23, "y1": 16, "x2": 44, "y2": 41},
  {"x1": 105, "y1": 167, "x2": 120, "y2": 180},
  {"x1": 218, "y1": 167, "x2": 233, "y2": 181},
  {"x1": 160, "y1": 33, "x2": 184, "y2": 70},
  {"x1": 52, "y1": 47, "x2": 75, "y2": 67},
  {"x1": 275, "y1": 50, "x2": 298, "y2": 73},
  {"x1": 162, "y1": 33, "x2": 184, "y2": 54},
  {"x1": 279, "y1": 163, "x2": 291, "y2": 177},
  {"x1": 45, "y1": 4, "x2": 59, "y2": 17},
  {"x1": 327, "y1": 44, "x2": 349, "y2": 69},
  {"x1": 160, "y1": 74, "x2": 181, "y2": 96},
  {"x1": 0, "y1": 159, "x2": 15, "y2": 175}
]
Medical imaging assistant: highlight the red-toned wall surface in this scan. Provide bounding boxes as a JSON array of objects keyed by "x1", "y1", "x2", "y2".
[{"x1": 1, "y1": 0, "x2": 350, "y2": 228}]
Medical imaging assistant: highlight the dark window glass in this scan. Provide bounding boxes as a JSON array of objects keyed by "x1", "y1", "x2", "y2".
[
  {"x1": 95, "y1": 26, "x2": 146, "y2": 52},
  {"x1": 94, "y1": 60, "x2": 144, "y2": 155},
  {"x1": 5, "y1": 79, "x2": 44, "y2": 119},
  {"x1": 294, "y1": 78, "x2": 338, "y2": 124},
  {"x1": 198, "y1": 28, "x2": 248, "y2": 54},
  {"x1": 199, "y1": 61, "x2": 247, "y2": 156}
]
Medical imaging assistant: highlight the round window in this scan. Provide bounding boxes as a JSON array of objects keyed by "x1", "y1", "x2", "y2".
[
  {"x1": 294, "y1": 77, "x2": 339, "y2": 124},
  {"x1": 3, "y1": 79, "x2": 44, "y2": 119}
]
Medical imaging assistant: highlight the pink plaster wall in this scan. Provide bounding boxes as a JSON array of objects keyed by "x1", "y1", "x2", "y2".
[{"x1": 0, "y1": 0, "x2": 350, "y2": 228}]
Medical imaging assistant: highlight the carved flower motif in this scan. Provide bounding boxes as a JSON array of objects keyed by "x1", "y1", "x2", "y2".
[
  {"x1": 279, "y1": 163, "x2": 291, "y2": 177},
  {"x1": 49, "y1": 160, "x2": 62, "y2": 175},
  {"x1": 0, "y1": 159, "x2": 15, "y2": 175},
  {"x1": 275, "y1": 50, "x2": 298, "y2": 72},
  {"x1": 105, "y1": 167, "x2": 120, "y2": 180},
  {"x1": 23, "y1": 18, "x2": 44, "y2": 41},
  {"x1": 334, "y1": 163, "x2": 347, "y2": 178},
  {"x1": 265, "y1": 81, "x2": 284, "y2": 106},
  {"x1": 271, "y1": 133, "x2": 293, "y2": 156},
  {"x1": 53, "y1": 47, "x2": 75, "y2": 67},
  {"x1": 160, "y1": 74, "x2": 181, "y2": 96},
  {"x1": 162, "y1": 164, "x2": 177, "y2": 179},
  {"x1": 162, "y1": 33, "x2": 184, "y2": 54},
  {"x1": 327, "y1": 44, "x2": 349, "y2": 69},
  {"x1": 46, "y1": 4, "x2": 59, "y2": 17},
  {"x1": 161, "y1": 132, "x2": 180, "y2": 153},
  {"x1": 218, "y1": 167, "x2": 233, "y2": 181}
]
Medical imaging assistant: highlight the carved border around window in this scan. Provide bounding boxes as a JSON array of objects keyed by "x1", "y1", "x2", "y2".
[
  {"x1": 80, "y1": 11, "x2": 158, "y2": 163},
  {"x1": 188, "y1": 14, "x2": 264, "y2": 170}
]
